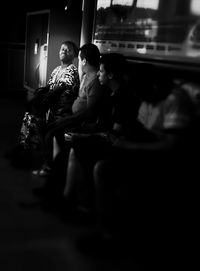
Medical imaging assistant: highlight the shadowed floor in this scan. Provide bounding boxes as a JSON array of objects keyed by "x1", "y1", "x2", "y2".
[{"x1": 0, "y1": 94, "x2": 139, "y2": 270}]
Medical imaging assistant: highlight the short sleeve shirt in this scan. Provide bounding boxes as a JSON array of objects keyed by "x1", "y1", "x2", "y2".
[
  {"x1": 72, "y1": 72, "x2": 100, "y2": 114},
  {"x1": 163, "y1": 83, "x2": 200, "y2": 130},
  {"x1": 47, "y1": 64, "x2": 80, "y2": 115}
]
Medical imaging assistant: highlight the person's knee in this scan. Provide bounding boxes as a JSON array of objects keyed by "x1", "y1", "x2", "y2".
[
  {"x1": 67, "y1": 148, "x2": 82, "y2": 173},
  {"x1": 68, "y1": 148, "x2": 76, "y2": 163},
  {"x1": 93, "y1": 160, "x2": 108, "y2": 187}
]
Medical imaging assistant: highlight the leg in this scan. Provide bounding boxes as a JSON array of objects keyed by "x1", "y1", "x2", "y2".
[
  {"x1": 63, "y1": 148, "x2": 85, "y2": 204},
  {"x1": 33, "y1": 121, "x2": 67, "y2": 175},
  {"x1": 94, "y1": 157, "x2": 138, "y2": 240},
  {"x1": 42, "y1": 119, "x2": 75, "y2": 169},
  {"x1": 38, "y1": 147, "x2": 85, "y2": 214},
  {"x1": 53, "y1": 136, "x2": 61, "y2": 160},
  {"x1": 94, "y1": 160, "x2": 114, "y2": 237}
]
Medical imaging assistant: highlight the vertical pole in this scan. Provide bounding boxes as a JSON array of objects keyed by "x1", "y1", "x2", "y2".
[{"x1": 80, "y1": 0, "x2": 96, "y2": 47}]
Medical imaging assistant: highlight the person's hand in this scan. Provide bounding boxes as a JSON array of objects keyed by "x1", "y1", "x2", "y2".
[
  {"x1": 64, "y1": 132, "x2": 74, "y2": 141},
  {"x1": 35, "y1": 86, "x2": 49, "y2": 95}
]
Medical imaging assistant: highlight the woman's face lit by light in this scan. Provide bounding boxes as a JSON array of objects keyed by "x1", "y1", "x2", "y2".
[{"x1": 59, "y1": 44, "x2": 74, "y2": 63}]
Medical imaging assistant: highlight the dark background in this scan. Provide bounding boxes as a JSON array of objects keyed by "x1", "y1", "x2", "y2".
[
  {"x1": 0, "y1": 1, "x2": 82, "y2": 94},
  {"x1": 0, "y1": 1, "x2": 75, "y2": 43}
]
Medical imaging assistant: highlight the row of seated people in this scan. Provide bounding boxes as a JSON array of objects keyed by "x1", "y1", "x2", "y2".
[
  {"x1": 43, "y1": 71, "x2": 200, "y2": 246},
  {"x1": 11, "y1": 41, "x2": 200, "y2": 248}
]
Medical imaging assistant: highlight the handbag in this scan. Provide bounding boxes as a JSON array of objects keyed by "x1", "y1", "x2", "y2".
[{"x1": 19, "y1": 112, "x2": 41, "y2": 149}]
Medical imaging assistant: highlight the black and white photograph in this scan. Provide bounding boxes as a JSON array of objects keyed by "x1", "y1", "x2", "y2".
[{"x1": 0, "y1": 0, "x2": 199, "y2": 270}]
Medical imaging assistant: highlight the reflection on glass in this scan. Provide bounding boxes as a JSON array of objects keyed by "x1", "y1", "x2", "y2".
[
  {"x1": 113, "y1": 0, "x2": 133, "y2": 5},
  {"x1": 93, "y1": 0, "x2": 200, "y2": 62},
  {"x1": 136, "y1": 0, "x2": 159, "y2": 10},
  {"x1": 191, "y1": 0, "x2": 200, "y2": 15},
  {"x1": 97, "y1": 0, "x2": 111, "y2": 9}
]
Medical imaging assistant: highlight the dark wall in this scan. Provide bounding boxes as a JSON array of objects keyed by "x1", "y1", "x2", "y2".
[
  {"x1": 0, "y1": 0, "x2": 81, "y2": 94},
  {"x1": 1, "y1": 1, "x2": 75, "y2": 43}
]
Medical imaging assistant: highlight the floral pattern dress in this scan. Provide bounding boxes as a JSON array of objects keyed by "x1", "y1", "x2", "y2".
[
  {"x1": 19, "y1": 64, "x2": 80, "y2": 149},
  {"x1": 46, "y1": 64, "x2": 80, "y2": 118}
]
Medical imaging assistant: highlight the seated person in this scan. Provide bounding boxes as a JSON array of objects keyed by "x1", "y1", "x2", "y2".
[
  {"x1": 8, "y1": 40, "x2": 80, "y2": 166},
  {"x1": 60, "y1": 63, "x2": 174, "y2": 214},
  {"x1": 32, "y1": 43, "x2": 105, "y2": 176},
  {"x1": 93, "y1": 80, "x2": 200, "y2": 242},
  {"x1": 34, "y1": 53, "x2": 144, "y2": 211}
]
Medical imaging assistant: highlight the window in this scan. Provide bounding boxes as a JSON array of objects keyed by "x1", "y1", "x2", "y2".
[{"x1": 93, "y1": 0, "x2": 200, "y2": 64}]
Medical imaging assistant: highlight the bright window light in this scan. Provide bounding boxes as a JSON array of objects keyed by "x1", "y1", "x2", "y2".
[
  {"x1": 191, "y1": 0, "x2": 200, "y2": 15},
  {"x1": 113, "y1": 0, "x2": 134, "y2": 6},
  {"x1": 137, "y1": 47, "x2": 147, "y2": 54},
  {"x1": 137, "y1": 0, "x2": 159, "y2": 10},
  {"x1": 97, "y1": 0, "x2": 111, "y2": 9}
]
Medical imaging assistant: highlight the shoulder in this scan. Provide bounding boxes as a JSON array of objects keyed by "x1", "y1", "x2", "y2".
[
  {"x1": 88, "y1": 77, "x2": 101, "y2": 92},
  {"x1": 85, "y1": 73, "x2": 100, "y2": 88},
  {"x1": 64, "y1": 64, "x2": 78, "y2": 75},
  {"x1": 67, "y1": 64, "x2": 78, "y2": 71},
  {"x1": 51, "y1": 66, "x2": 61, "y2": 74}
]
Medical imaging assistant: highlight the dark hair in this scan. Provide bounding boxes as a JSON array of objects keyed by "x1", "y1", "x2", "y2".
[
  {"x1": 79, "y1": 43, "x2": 100, "y2": 68},
  {"x1": 62, "y1": 40, "x2": 79, "y2": 57},
  {"x1": 99, "y1": 53, "x2": 127, "y2": 81}
]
